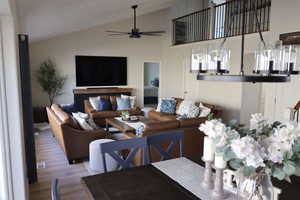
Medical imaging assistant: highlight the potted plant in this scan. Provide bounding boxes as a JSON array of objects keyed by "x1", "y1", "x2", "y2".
[{"x1": 36, "y1": 59, "x2": 67, "y2": 105}]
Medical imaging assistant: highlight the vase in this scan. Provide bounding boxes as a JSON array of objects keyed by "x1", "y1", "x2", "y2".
[{"x1": 236, "y1": 172, "x2": 273, "y2": 200}]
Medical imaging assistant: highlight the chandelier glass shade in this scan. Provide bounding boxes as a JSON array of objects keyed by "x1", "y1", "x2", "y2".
[{"x1": 196, "y1": 0, "x2": 299, "y2": 83}]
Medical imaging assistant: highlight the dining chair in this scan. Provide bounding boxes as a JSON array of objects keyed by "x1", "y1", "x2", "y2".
[
  {"x1": 147, "y1": 132, "x2": 184, "y2": 162},
  {"x1": 100, "y1": 137, "x2": 149, "y2": 173},
  {"x1": 51, "y1": 179, "x2": 60, "y2": 200}
]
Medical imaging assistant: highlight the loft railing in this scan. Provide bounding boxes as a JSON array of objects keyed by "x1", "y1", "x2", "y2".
[
  {"x1": 172, "y1": 0, "x2": 271, "y2": 45},
  {"x1": 172, "y1": 8, "x2": 211, "y2": 45}
]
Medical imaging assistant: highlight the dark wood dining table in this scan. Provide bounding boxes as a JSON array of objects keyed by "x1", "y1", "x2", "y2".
[
  {"x1": 81, "y1": 157, "x2": 300, "y2": 200},
  {"x1": 81, "y1": 164, "x2": 201, "y2": 200}
]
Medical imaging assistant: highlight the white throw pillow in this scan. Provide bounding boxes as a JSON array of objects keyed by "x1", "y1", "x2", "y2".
[
  {"x1": 199, "y1": 103, "x2": 211, "y2": 117},
  {"x1": 178, "y1": 100, "x2": 196, "y2": 116},
  {"x1": 89, "y1": 97, "x2": 100, "y2": 110},
  {"x1": 72, "y1": 113, "x2": 94, "y2": 131},
  {"x1": 156, "y1": 98, "x2": 174, "y2": 112},
  {"x1": 121, "y1": 95, "x2": 136, "y2": 108},
  {"x1": 187, "y1": 104, "x2": 200, "y2": 118}
]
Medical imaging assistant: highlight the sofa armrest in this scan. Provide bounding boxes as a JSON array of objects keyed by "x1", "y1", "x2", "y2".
[
  {"x1": 84, "y1": 100, "x2": 96, "y2": 114},
  {"x1": 143, "y1": 120, "x2": 180, "y2": 132},
  {"x1": 179, "y1": 117, "x2": 207, "y2": 128},
  {"x1": 212, "y1": 108, "x2": 222, "y2": 119},
  {"x1": 61, "y1": 125, "x2": 110, "y2": 160}
]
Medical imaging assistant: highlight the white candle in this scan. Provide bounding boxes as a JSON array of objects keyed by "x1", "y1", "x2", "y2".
[
  {"x1": 203, "y1": 136, "x2": 215, "y2": 161},
  {"x1": 214, "y1": 153, "x2": 227, "y2": 169}
]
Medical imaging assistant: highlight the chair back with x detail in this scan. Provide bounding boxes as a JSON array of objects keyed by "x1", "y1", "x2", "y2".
[
  {"x1": 147, "y1": 132, "x2": 184, "y2": 162},
  {"x1": 100, "y1": 137, "x2": 149, "y2": 173}
]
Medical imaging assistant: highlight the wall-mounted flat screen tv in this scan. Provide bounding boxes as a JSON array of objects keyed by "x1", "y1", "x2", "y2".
[{"x1": 76, "y1": 56, "x2": 127, "y2": 87}]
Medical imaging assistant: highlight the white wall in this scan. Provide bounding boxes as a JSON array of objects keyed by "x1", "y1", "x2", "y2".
[
  {"x1": 144, "y1": 62, "x2": 159, "y2": 86},
  {"x1": 29, "y1": 9, "x2": 167, "y2": 107},
  {"x1": 29, "y1": 0, "x2": 300, "y2": 124}
]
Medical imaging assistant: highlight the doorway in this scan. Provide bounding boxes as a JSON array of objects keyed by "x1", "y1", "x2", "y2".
[{"x1": 144, "y1": 62, "x2": 160, "y2": 108}]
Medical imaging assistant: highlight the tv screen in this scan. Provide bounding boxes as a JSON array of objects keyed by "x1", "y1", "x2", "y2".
[{"x1": 76, "y1": 56, "x2": 127, "y2": 87}]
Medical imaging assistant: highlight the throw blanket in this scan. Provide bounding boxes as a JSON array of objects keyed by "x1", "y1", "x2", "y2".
[{"x1": 115, "y1": 117, "x2": 145, "y2": 136}]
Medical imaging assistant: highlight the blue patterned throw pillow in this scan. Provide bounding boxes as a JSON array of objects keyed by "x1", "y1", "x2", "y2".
[
  {"x1": 116, "y1": 97, "x2": 131, "y2": 110},
  {"x1": 160, "y1": 99, "x2": 176, "y2": 114},
  {"x1": 98, "y1": 98, "x2": 112, "y2": 111}
]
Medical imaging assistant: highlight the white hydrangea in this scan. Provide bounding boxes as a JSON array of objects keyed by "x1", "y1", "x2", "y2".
[
  {"x1": 250, "y1": 113, "x2": 267, "y2": 133},
  {"x1": 231, "y1": 136, "x2": 266, "y2": 168},
  {"x1": 262, "y1": 122, "x2": 300, "y2": 164},
  {"x1": 199, "y1": 119, "x2": 226, "y2": 138}
]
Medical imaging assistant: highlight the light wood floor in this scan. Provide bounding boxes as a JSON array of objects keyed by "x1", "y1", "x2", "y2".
[{"x1": 29, "y1": 129, "x2": 90, "y2": 200}]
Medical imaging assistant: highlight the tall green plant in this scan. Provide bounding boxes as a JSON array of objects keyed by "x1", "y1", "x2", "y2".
[{"x1": 36, "y1": 59, "x2": 67, "y2": 105}]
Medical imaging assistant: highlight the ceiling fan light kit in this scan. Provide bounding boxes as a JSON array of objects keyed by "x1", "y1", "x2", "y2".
[
  {"x1": 106, "y1": 5, "x2": 165, "y2": 39},
  {"x1": 195, "y1": 0, "x2": 300, "y2": 83}
]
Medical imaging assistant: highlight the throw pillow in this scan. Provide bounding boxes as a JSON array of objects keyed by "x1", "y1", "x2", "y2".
[
  {"x1": 98, "y1": 98, "x2": 112, "y2": 111},
  {"x1": 156, "y1": 98, "x2": 174, "y2": 112},
  {"x1": 178, "y1": 100, "x2": 196, "y2": 116},
  {"x1": 61, "y1": 104, "x2": 76, "y2": 114},
  {"x1": 89, "y1": 97, "x2": 100, "y2": 110},
  {"x1": 121, "y1": 95, "x2": 136, "y2": 109},
  {"x1": 187, "y1": 104, "x2": 200, "y2": 118},
  {"x1": 160, "y1": 99, "x2": 176, "y2": 114},
  {"x1": 199, "y1": 103, "x2": 211, "y2": 117},
  {"x1": 116, "y1": 97, "x2": 131, "y2": 110},
  {"x1": 72, "y1": 113, "x2": 94, "y2": 131}
]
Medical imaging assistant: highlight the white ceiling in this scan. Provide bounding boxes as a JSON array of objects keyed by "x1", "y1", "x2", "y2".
[{"x1": 16, "y1": 0, "x2": 175, "y2": 42}]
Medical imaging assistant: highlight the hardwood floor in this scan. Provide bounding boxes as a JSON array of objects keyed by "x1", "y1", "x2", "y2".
[{"x1": 29, "y1": 129, "x2": 90, "y2": 200}]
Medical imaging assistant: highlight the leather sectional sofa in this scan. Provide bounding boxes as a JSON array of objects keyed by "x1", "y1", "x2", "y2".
[
  {"x1": 84, "y1": 96, "x2": 141, "y2": 126},
  {"x1": 123, "y1": 98, "x2": 221, "y2": 164},
  {"x1": 46, "y1": 104, "x2": 109, "y2": 163}
]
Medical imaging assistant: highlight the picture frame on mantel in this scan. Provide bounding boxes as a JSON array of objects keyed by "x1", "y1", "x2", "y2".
[{"x1": 280, "y1": 31, "x2": 300, "y2": 45}]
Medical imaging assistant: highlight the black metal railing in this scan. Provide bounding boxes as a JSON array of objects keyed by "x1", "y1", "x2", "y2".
[
  {"x1": 172, "y1": 8, "x2": 211, "y2": 45},
  {"x1": 172, "y1": 0, "x2": 271, "y2": 45}
]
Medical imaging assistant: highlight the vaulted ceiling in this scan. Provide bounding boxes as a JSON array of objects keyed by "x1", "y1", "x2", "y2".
[{"x1": 16, "y1": 0, "x2": 175, "y2": 42}]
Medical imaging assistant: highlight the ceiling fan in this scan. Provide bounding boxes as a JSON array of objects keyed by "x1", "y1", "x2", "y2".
[{"x1": 106, "y1": 5, "x2": 165, "y2": 38}]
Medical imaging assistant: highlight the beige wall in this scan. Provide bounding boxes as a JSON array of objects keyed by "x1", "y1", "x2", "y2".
[
  {"x1": 29, "y1": 9, "x2": 167, "y2": 107},
  {"x1": 30, "y1": 0, "x2": 300, "y2": 123}
]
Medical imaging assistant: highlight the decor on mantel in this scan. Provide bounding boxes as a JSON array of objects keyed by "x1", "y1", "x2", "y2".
[
  {"x1": 195, "y1": 0, "x2": 300, "y2": 83},
  {"x1": 199, "y1": 113, "x2": 300, "y2": 200},
  {"x1": 106, "y1": 5, "x2": 165, "y2": 39}
]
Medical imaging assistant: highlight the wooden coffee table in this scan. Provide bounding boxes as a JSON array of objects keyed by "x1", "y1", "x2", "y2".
[{"x1": 105, "y1": 116, "x2": 155, "y2": 137}]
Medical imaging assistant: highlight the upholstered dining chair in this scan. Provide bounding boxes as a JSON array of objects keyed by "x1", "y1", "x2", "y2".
[
  {"x1": 100, "y1": 137, "x2": 149, "y2": 173},
  {"x1": 147, "y1": 132, "x2": 184, "y2": 162},
  {"x1": 51, "y1": 179, "x2": 60, "y2": 200}
]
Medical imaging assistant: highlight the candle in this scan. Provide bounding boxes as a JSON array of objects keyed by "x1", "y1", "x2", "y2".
[
  {"x1": 203, "y1": 136, "x2": 215, "y2": 161},
  {"x1": 214, "y1": 153, "x2": 227, "y2": 169}
]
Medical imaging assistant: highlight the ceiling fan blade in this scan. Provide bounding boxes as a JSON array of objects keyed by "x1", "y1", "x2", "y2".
[
  {"x1": 108, "y1": 34, "x2": 129, "y2": 36},
  {"x1": 141, "y1": 33, "x2": 163, "y2": 36},
  {"x1": 106, "y1": 30, "x2": 130, "y2": 34},
  {"x1": 140, "y1": 31, "x2": 166, "y2": 34}
]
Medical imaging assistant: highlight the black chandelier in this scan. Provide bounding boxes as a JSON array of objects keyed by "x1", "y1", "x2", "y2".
[{"x1": 196, "y1": 0, "x2": 299, "y2": 83}]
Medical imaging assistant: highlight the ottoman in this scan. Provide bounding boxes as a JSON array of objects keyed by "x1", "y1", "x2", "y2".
[{"x1": 89, "y1": 139, "x2": 118, "y2": 173}]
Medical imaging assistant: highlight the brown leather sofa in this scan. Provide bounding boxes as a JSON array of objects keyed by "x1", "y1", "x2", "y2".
[
  {"x1": 84, "y1": 96, "x2": 142, "y2": 126},
  {"x1": 123, "y1": 98, "x2": 221, "y2": 165},
  {"x1": 46, "y1": 104, "x2": 109, "y2": 163}
]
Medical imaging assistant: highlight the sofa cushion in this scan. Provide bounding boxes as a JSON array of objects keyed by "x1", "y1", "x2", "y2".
[
  {"x1": 121, "y1": 94, "x2": 136, "y2": 108},
  {"x1": 110, "y1": 96, "x2": 118, "y2": 111},
  {"x1": 199, "y1": 103, "x2": 211, "y2": 117},
  {"x1": 174, "y1": 98, "x2": 184, "y2": 115},
  {"x1": 116, "y1": 97, "x2": 131, "y2": 110},
  {"x1": 160, "y1": 99, "x2": 176, "y2": 114},
  {"x1": 99, "y1": 98, "x2": 112, "y2": 111},
  {"x1": 179, "y1": 117, "x2": 207, "y2": 128},
  {"x1": 177, "y1": 100, "x2": 196, "y2": 116},
  {"x1": 89, "y1": 97, "x2": 100, "y2": 110},
  {"x1": 186, "y1": 104, "x2": 200, "y2": 118}
]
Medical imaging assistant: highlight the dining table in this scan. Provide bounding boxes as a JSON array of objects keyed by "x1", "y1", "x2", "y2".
[
  {"x1": 81, "y1": 157, "x2": 300, "y2": 200},
  {"x1": 81, "y1": 157, "x2": 238, "y2": 200}
]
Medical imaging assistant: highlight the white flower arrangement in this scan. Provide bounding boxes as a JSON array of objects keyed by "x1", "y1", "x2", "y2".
[{"x1": 199, "y1": 113, "x2": 300, "y2": 180}]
